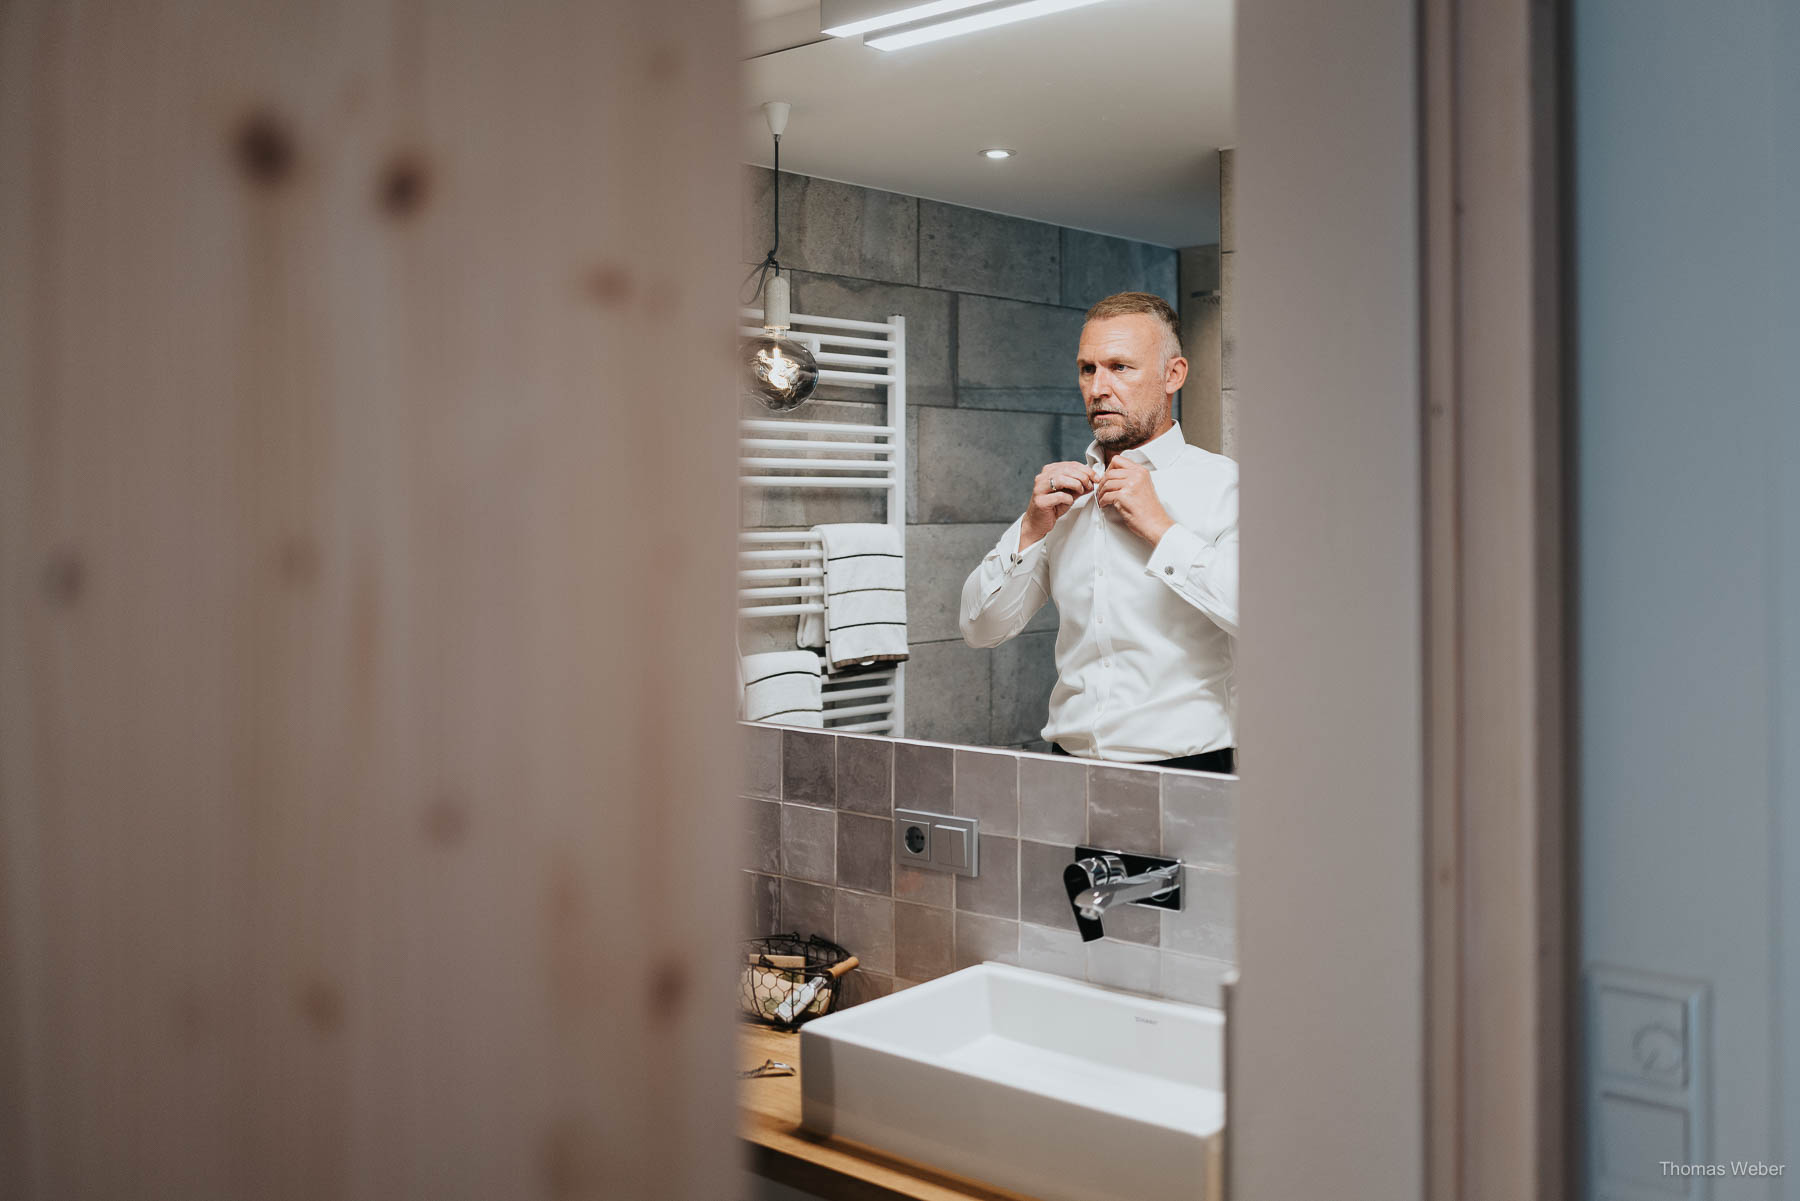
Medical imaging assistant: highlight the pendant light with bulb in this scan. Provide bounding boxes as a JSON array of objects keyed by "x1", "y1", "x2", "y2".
[{"x1": 741, "y1": 101, "x2": 820, "y2": 412}]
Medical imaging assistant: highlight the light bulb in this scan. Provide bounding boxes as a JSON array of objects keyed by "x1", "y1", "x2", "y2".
[
  {"x1": 742, "y1": 331, "x2": 820, "y2": 411},
  {"x1": 765, "y1": 345, "x2": 801, "y2": 390}
]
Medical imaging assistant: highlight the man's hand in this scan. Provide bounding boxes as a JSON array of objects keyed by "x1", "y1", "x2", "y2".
[
  {"x1": 1096, "y1": 456, "x2": 1175, "y2": 546},
  {"x1": 1019, "y1": 461, "x2": 1098, "y2": 550}
]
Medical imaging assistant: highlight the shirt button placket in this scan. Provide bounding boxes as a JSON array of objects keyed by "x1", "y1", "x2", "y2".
[
  {"x1": 1096, "y1": 517, "x2": 1115, "y2": 704},
  {"x1": 1088, "y1": 476, "x2": 1107, "y2": 756}
]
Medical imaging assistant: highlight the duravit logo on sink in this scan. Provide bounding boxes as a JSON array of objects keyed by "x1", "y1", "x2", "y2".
[{"x1": 1134, "y1": 1016, "x2": 1158, "y2": 1025}]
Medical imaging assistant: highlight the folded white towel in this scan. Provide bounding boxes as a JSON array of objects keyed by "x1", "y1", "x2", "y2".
[
  {"x1": 741, "y1": 651, "x2": 824, "y2": 727},
  {"x1": 796, "y1": 523, "x2": 909, "y2": 671}
]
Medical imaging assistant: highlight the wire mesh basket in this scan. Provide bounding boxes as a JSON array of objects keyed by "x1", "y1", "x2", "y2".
[{"x1": 740, "y1": 932, "x2": 855, "y2": 1030}]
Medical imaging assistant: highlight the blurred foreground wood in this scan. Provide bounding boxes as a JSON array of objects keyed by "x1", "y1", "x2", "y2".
[{"x1": 0, "y1": 3, "x2": 742, "y2": 1197}]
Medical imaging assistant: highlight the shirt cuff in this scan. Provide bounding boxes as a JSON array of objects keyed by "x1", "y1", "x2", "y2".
[
  {"x1": 1145, "y1": 522, "x2": 1208, "y2": 586},
  {"x1": 999, "y1": 520, "x2": 1045, "y2": 574}
]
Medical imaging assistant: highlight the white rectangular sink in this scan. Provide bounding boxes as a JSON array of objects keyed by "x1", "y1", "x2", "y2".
[{"x1": 799, "y1": 963, "x2": 1224, "y2": 1201}]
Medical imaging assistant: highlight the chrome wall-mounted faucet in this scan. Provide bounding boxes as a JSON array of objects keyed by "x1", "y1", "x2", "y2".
[{"x1": 1062, "y1": 846, "x2": 1183, "y2": 943}]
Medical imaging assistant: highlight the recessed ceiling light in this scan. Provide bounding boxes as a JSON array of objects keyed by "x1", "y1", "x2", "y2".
[
  {"x1": 865, "y1": 0, "x2": 1112, "y2": 51},
  {"x1": 980, "y1": 148, "x2": 1016, "y2": 160}
]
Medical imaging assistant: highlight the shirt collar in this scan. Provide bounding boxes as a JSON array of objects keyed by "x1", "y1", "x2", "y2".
[{"x1": 1084, "y1": 421, "x2": 1188, "y2": 471}]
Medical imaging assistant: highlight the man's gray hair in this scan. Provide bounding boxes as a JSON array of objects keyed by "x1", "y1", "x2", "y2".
[{"x1": 1084, "y1": 292, "x2": 1183, "y2": 364}]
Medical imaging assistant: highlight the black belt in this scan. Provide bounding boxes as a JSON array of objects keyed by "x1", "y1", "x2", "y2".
[{"x1": 1052, "y1": 743, "x2": 1236, "y2": 774}]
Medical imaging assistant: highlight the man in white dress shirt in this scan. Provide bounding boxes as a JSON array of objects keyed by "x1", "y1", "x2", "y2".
[{"x1": 959, "y1": 292, "x2": 1238, "y2": 772}]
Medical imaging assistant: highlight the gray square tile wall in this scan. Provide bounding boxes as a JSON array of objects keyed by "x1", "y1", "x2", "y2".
[
  {"x1": 739, "y1": 726, "x2": 1236, "y2": 1009},
  {"x1": 738, "y1": 167, "x2": 1178, "y2": 750},
  {"x1": 955, "y1": 295, "x2": 1087, "y2": 413},
  {"x1": 1061, "y1": 228, "x2": 1181, "y2": 312},
  {"x1": 743, "y1": 168, "x2": 918, "y2": 287},
  {"x1": 918, "y1": 201, "x2": 1060, "y2": 303}
]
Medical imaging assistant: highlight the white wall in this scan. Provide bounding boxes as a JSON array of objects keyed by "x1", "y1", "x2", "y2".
[
  {"x1": 1233, "y1": 0, "x2": 1426, "y2": 1197},
  {"x1": 1575, "y1": 1, "x2": 1800, "y2": 1195}
]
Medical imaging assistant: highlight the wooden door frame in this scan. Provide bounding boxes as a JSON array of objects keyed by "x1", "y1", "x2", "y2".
[{"x1": 1421, "y1": 0, "x2": 1570, "y2": 1197}]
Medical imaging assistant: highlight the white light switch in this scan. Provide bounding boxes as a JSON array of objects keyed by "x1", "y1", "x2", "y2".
[
  {"x1": 1596, "y1": 1093, "x2": 1690, "y2": 1195},
  {"x1": 1598, "y1": 987, "x2": 1688, "y2": 1089},
  {"x1": 933, "y1": 824, "x2": 968, "y2": 868},
  {"x1": 1586, "y1": 966, "x2": 1709, "y2": 1201}
]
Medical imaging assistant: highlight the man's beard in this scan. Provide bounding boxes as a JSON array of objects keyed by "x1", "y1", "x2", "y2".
[{"x1": 1090, "y1": 405, "x2": 1162, "y2": 450}]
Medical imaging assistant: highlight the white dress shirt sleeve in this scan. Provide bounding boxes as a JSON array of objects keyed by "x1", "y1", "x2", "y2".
[
  {"x1": 959, "y1": 517, "x2": 1051, "y2": 648},
  {"x1": 1144, "y1": 509, "x2": 1239, "y2": 638}
]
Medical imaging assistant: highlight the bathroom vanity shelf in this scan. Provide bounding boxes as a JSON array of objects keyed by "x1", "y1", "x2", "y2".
[
  {"x1": 738, "y1": 1024, "x2": 1034, "y2": 1201},
  {"x1": 738, "y1": 307, "x2": 907, "y2": 737}
]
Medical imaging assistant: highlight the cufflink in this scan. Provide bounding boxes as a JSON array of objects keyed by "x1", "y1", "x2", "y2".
[{"x1": 1164, "y1": 565, "x2": 1175, "y2": 575}]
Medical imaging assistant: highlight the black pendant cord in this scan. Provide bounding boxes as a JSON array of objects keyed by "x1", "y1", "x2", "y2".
[
  {"x1": 768, "y1": 132, "x2": 782, "y2": 266},
  {"x1": 740, "y1": 131, "x2": 784, "y2": 305}
]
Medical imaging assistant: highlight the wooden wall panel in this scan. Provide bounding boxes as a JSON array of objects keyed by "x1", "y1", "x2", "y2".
[{"x1": 0, "y1": 3, "x2": 742, "y2": 1198}]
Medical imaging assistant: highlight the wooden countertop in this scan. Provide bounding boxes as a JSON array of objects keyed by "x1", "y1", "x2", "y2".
[{"x1": 738, "y1": 1022, "x2": 1040, "y2": 1201}]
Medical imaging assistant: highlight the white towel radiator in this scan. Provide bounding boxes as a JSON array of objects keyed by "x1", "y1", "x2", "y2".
[{"x1": 738, "y1": 308, "x2": 907, "y2": 736}]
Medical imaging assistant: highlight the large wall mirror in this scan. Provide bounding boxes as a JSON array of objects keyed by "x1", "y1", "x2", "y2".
[{"x1": 735, "y1": 0, "x2": 1239, "y2": 776}]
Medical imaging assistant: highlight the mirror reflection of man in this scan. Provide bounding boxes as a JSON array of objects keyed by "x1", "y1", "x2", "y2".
[{"x1": 959, "y1": 293, "x2": 1238, "y2": 772}]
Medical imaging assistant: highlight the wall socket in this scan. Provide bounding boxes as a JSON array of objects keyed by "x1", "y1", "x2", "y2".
[{"x1": 893, "y1": 809, "x2": 979, "y2": 877}]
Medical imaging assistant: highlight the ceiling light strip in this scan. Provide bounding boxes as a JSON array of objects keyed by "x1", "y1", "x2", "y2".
[
  {"x1": 865, "y1": 0, "x2": 1111, "y2": 50},
  {"x1": 819, "y1": 0, "x2": 993, "y2": 38}
]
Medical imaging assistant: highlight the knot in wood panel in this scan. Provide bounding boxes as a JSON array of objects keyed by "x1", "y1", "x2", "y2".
[
  {"x1": 647, "y1": 957, "x2": 690, "y2": 1024},
  {"x1": 378, "y1": 153, "x2": 430, "y2": 219},
  {"x1": 297, "y1": 979, "x2": 344, "y2": 1034},
  {"x1": 41, "y1": 549, "x2": 85, "y2": 608},
  {"x1": 584, "y1": 264, "x2": 634, "y2": 308},
  {"x1": 421, "y1": 792, "x2": 470, "y2": 847},
  {"x1": 233, "y1": 111, "x2": 296, "y2": 187},
  {"x1": 277, "y1": 534, "x2": 320, "y2": 589}
]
